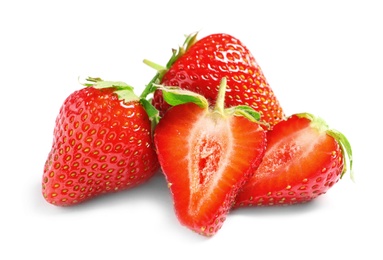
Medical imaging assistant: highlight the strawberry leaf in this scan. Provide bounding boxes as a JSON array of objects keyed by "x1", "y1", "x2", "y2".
[
  {"x1": 157, "y1": 85, "x2": 209, "y2": 108},
  {"x1": 327, "y1": 128, "x2": 354, "y2": 181},
  {"x1": 165, "y1": 32, "x2": 198, "y2": 69},
  {"x1": 142, "y1": 59, "x2": 167, "y2": 72},
  {"x1": 82, "y1": 77, "x2": 139, "y2": 102},
  {"x1": 140, "y1": 98, "x2": 160, "y2": 133},
  {"x1": 140, "y1": 32, "x2": 198, "y2": 99},
  {"x1": 95, "y1": 81, "x2": 133, "y2": 90},
  {"x1": 296, "y1": 112, "x2": 354, "y2": 181},
  {"x1": 227, "y1": 105, "x2": 261, "y2": 122},
  {"x1": 114, "y1": 89, "x2": 139, "y2": 102}
]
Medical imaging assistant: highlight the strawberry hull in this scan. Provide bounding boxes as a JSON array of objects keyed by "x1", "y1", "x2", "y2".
[{"x1": 42, "y1": 86, "x2": 159, "y2": 206}]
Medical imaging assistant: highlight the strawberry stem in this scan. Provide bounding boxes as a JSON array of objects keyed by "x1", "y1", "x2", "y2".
[
  {"x1": 213, "y1": 77, "x2": 262, "y2": 122},
  {"x1": 213, "y1": 77, "x2": 228, "y2": 115},
  {"x1": 139, "y1": 71, "x2": 161, "y2": 99},
  {"x1": 142, "y1": 59, "x2": 166, "y2": 71}
]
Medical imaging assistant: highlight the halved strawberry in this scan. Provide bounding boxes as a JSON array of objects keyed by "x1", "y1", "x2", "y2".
[
  {"x1": 154, "y1": 78, "x2": 267, "y2": 236},
  {"x1": 234, "y1": 113, "x2": 353, "y2": 207}
]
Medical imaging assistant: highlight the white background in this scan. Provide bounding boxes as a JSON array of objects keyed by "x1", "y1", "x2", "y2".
[{"x1": 1, "y1": 0, "x2": 381, "y2": 259}]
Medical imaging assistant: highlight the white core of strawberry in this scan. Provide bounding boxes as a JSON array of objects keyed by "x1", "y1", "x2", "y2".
[
  {"x1": 184, "y1": 77, "x2": 236, "y2": 216},
  {"x1": 186, "y1": 111, "x2": 234, "y2": 215},
  {"x1": 260, "y1": 126, "x2": 326, "y2": 179},
  {"x1": 158, "y1": 77, "x2": 261, "y2": 216}
]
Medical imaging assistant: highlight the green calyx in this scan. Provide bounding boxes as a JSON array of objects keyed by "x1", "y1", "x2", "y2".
[
  {"x1": 83, "y1": 77, "x2": 160, "y2": 132},
  {"x1": 296, "y1": 112, "x2": 354, "y2": 181},
  {"x1": 213, "y1": 78, "x2": 261, "y2": 122},
  {"x1": 136, "y1": 31, "x2": 199, "y2": 130},
  {"x1": 158, "y1": 77, "x2": 261, "y2": 123},
  {"x1": 83, "y1": 77, "x2": 139, "y2": 102},
  {"x1": 140, "y1": 32, "x2": 198, "y2": 99},
  {"x1": 156, "y1": 85, "x2": 209, "y2": 109}
]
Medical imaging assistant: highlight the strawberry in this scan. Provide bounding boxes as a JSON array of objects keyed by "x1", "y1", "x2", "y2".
[
  {"x1": 234, "y1": 113, "x2": 353, "y2": 207},
  {"x1": 144, "y1": 32, "x2": 284, "y2": 129},
  {"x1": 154, "y1": 78, "x2": 267, "y2": 236},
  {"x1": 42, "y1": 78, "x2": 159, "y2": 206}
]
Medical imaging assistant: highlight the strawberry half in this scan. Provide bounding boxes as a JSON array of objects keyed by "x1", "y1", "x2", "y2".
[
  {"x1": 42, "y1": 78, "x2": 159, "y2": 206},
  {"x1": 234, "y1": 113, "x2": 353, "y2": 207},
  {"x1": 154, "y1": 78, "x2": 267, "y2": 236},
  {"x1": 144, "y1": 32, "x2": 284, "y2": 129}
]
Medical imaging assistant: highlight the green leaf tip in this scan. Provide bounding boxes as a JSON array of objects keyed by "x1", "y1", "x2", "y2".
[
  {"x1": 142, "y1": 59, "x2": 167, "y2": 73},
  {"x1": 165, "y1": 31, "x2": 199, "y2": 69},
  {"x1": 81, "y1": 76, "x2": 139, "y2": 103},
  {"x1": 141, "y1": 31, "x2": 199, "y2": 100},
  {"x1": 156, "y1": 85, "x2": 209, "y2": 108},
  {"x1": 140, "y1": 98, "x2": 160, "y2": 134},
  {"x1": 158, "y1": 77, "x2": 262, "y2": 124},
  {"x1": 296, "y1": 112, "x2": 354, "y2": 181},
  {"x1": 327, "y1": 128, "x2": 354, "y2": 181},
  {"x1": 228, "y1": 105, "x2": 261, "y2": 122}
]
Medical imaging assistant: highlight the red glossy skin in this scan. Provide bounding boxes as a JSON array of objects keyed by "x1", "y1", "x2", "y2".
[
  {"x1": 42, "y1": 87, "x2": 159, "y2": 206},
  {"x1": 234, "y1": 115, "x2": 345, "y2": 207},
  {"x1": 152, "y1": 33, "x2": 284, "y2": 129},
  {"x1": 154, "y1": 102, "x2": 267, "y2": 236}
]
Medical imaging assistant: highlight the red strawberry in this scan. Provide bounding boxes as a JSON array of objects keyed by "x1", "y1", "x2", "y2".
[
  {"x1": 154, "y1": 78, "x2": 267, "y2": 236},
  {"x1": 144, "y1": 32, "x2": 284, "y2": 129},
  {"x1": 234, "y1": 113, "x2": 353, "y2": 207},
  {"x1": 42, "y1": 78, "x2": 159, "y2": 206}
]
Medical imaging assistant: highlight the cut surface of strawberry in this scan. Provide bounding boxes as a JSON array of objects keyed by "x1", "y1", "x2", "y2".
[
  {"x1": 154, "y1": 78, "x2": 266, "y2": 236},
  {"x1": 234, "y1": 113, "x2": 353, "y2": 207}
]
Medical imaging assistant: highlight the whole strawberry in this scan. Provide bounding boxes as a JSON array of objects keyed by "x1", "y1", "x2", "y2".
[
  {"x1": 42, "y1": 78, "x2": 159, "y2": 206},
  {"x1": 234, "y1": 113, "x2": 353, "y2": 207},
  {"x1": 144, "y1": 32, "x2": 284, "y2": 129}
]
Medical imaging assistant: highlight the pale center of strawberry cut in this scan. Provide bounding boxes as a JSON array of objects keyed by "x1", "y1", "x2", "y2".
[
  {"x1": 196, "y1": 138, "x2": 222, "y2": 184},
  {"x1": 187, "y1": 112, "x2": 233, "y2": 215},
  {"x1": 260, "y1": 127, "x2": 326, "y2": 179}
]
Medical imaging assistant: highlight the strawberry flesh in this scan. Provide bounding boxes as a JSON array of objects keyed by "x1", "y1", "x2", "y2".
[
  {"x1": 235, "y1": 114, "x2": 350, "y2": 207},
  {"x1": 154, "y1": 99, "x2": 266, "y2": 236}
]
